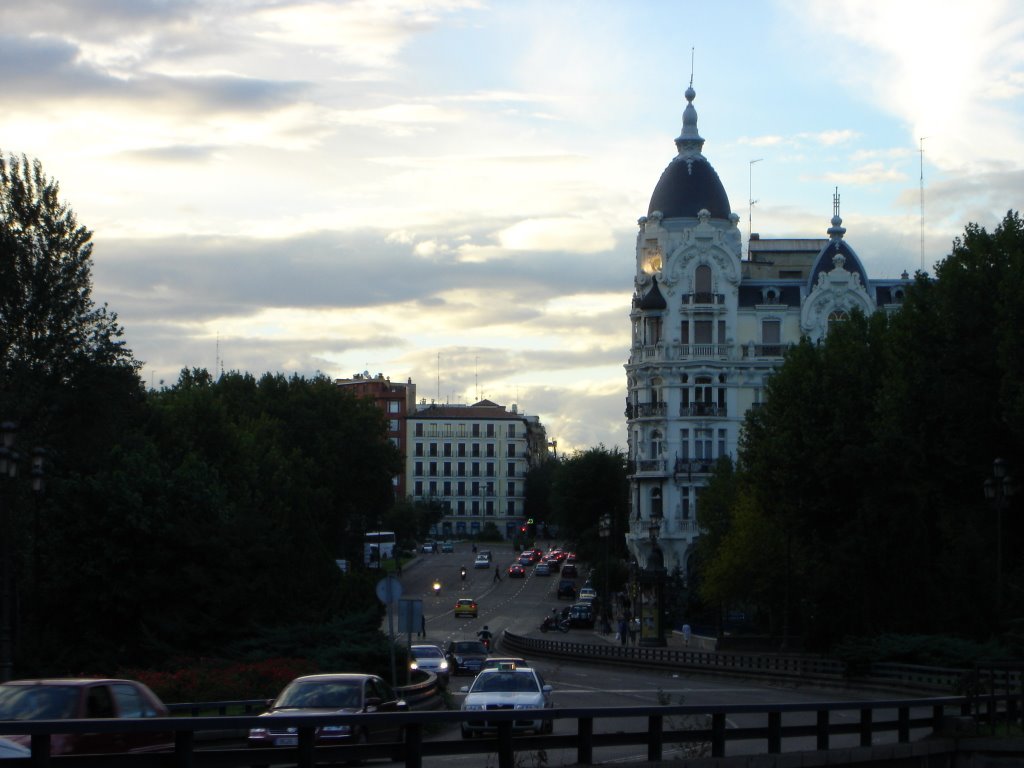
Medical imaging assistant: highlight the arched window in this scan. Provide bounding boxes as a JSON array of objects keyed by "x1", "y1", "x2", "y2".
[
  {"x1": 694, "y1": 264, "x2": 712, "y2": 297},
  {"x1": 650, "y1": 429, "x2": 663, "y2": 457}
]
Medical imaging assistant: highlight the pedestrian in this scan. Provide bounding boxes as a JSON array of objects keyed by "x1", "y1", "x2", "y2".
[
  {"x1": 419, "y1": 613, "x2": 426, "y2": 638},
  {"x1": 618, "y1": 617, "x2": 628, "y2": 645},
  {"x1": 628, "y1": 616, "x2": 638, "y2": 645},
  {"x1": 395, "y1": 556, "x2": 403, "y2": 576},
  {"x1": 493, "y1": 565, "x2": 502, "y2": 582}
]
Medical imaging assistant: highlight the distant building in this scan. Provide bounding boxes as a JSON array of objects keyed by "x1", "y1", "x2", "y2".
[
  {"x1": 335, "y1": 372, "x2": 417, "y2": 499},
  {"x1": 625, "y1": 85, "x2": 913, "y2": 578},
  {"x1": 406, "y1": 399, "x2": 549, "y2": 539}
]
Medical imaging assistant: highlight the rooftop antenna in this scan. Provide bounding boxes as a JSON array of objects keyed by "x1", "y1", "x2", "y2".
[
  {"x1": 689, "y1": 46, "x2": 694, "y2": 88},
  {"x1": 436, "y1": 352, "x2": 440, "y2": 403},
  {"x1": 748, "y1": 158, "x2": 763, "y2": 257},
  {"x1": 475, "y1": 356, "x2": 479, "y2": 402},
  {"x1": 919, "y1": 137, "x2": 927, "y2": 273}
]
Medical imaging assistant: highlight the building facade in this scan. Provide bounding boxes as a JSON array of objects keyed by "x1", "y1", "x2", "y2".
[
  {"x1": 335, "y1": 372, "x2": 417, "y2": 499},
  {"x1": 624, "y1": 85, "x2": 913, "y2": 577},
  {"x1": 406, "y1": 399, "x2": 548, "y2": 539}
]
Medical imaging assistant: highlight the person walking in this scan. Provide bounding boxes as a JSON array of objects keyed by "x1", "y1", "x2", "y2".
[
  {"x1": 618, "y1": 616, "x2": 628, "y2": 646},
  {"x1": 493, "y1": 565, "x2": 502, "y2": 582},
  {"x1": 419, "y1": 613, "x2": 426, "y2": 638}
]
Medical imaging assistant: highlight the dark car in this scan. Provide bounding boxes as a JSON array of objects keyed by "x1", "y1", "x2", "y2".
[
  {"x1": 567, "y1": 602, "x2": 595, "y2": 628},
  {"x1": 248, "y1": 674, "x2": 406, "y2": 749},
  {"x1": 507, "y1": 563, "x2": 526, "y2": 578},
  {"x1": 0, "y1": 678, "x2": 170, "y2": 756},
  {"x1": 556, "y1": 578, "x2": 576, "y2": 600},
  {"x1": 445, "y1": 640, "x2": 490, "y2": 676},
  {"x1": 560, "y1": 563, "x2": 578, "y2": 578}
]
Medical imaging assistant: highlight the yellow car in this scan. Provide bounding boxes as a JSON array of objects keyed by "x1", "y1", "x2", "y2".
[{"x1": 454, "y1": 598, "x2": 478, "y2": 618}]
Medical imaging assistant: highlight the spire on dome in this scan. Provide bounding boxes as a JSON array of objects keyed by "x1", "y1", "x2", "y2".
[
  {"x1": 674, "y1": 83, "x2": 705, "y2": 157},
  {"x1": 827, "y1": 186, "x2": 846, "y2": 241}
]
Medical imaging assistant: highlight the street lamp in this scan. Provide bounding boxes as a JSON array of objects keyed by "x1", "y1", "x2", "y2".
[
  {"x1": 598, "y1": 514, "x2": 611, "y2": 626},
  {"x1": 983, "y1": 458, "x2": 1016, "y2": 612}
]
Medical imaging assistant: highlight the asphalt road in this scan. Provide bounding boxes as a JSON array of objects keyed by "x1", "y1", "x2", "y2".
[{"x1": 387, "y1": 543, "x2": 930, "y2": 763}]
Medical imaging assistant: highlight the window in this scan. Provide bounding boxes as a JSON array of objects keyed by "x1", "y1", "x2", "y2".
[
  {"x1": 443, "y1": 443, "x2": 452, "y2": 457},
  {"x1": 472, "y1": 423, "x2": 480, "y2": 437},
  {"x1": 429, "y1": 461, "x2": 437, "y2": 477},
  {"x1": 472, "y1": 481, "x2": 479, "y2": 496},
  {"x1": 457, "y1": 500, "x2": 466, "y2": 515},
  {"x1": 415, "y1": 423, "x2": 424, "y2": 437},
  {"x1": 486, "y1": 444, "x2": 495, "y2": 457},
  {"x1": 508, "y1": 424, "x2": 516, "y2": 438},
  {"x1": 681, "y1": 487, "x2": 690, "y2": 519},
  {"x1": 472, "y1": 461, "x2": 480, "y2": 477},
  {"x1": 695, "y1": 428, "x2": 712, "y2": 460},
  {"x1": 680, "y1": 320, "x2": 689, "y2": 344},
  {"x1": 486, "y1": 481, "x2": 494, "y2": 496},
  {"x1": 507, "y1": 461, "x2": 517, "y2": 477},
  {"x1": 486, "y1": 462, "x2": 495, "y2": 477},
  {"x1": 718, "y1": 429, "x2": 727, "y2": 458},
  {"x1": 458, "y1": 443, "x2": 466, "y2": 457},
  {"x1": 429, "y1": 442, "x2": 438, "y2": 457},
  {"x1": 508, "y1": 443, "x2": 517, "y2": 457},
  {"x1": 718, "y1": 319, "x2": 726, "y2": 344},
  {"x1": 414, "y1": 442, "x2": 423, "y2": 457},
  {"x1": 645, "y1": 316, "x2": 662, "y2": 344},
  {"x1": 388, "y1": 419, "x2": 399, "y2": 432},
  {"x1": 443, "y1": 461, "x2": 451, "y2": 477},
  {"x1": 414, "y1": 480, "x2": 423, "y2": 495},
  {"x1": 650, "y1": 429, "x2": 663, "y2": 457},
  {"x1": 389, "y1": 437, "x2": 399, "y2": 449},
  {"x1": 507, "y1": 500, "x2": 516, "y2": 516},
  {"x1": 695, "y1": 264, "x2": 712, "y2": 295},
  {"x1": 472, "y1": 443, "x2": 481, "y2": 457},
  {"x1": 694, "y1": 318, "x2": 712, "y2": 344},
  {"x1": 472, "y1": 500, "x2": 480, "y2": 515},
  {"x1": 414, "y1": 461, "x2": 423, "y2": 476},
  {"x1": 508, "y1": 481, "x2": 516, "y2": 497},
  {"x1": 457, "y1": 461, "x2": 466, "y2": 477},
  {"x1": 428, "y1": 480, "x2": 437, "y2": 495},
  {"x1": 486, "y1": 500, "x2": 494, "y2": 515},
  {"x1": 762, "y1": 319, "x2": 781, "y2": 352},
  {"x1": 443, "y1": 481, "x2": 451, "y2": 496},
  {"x1": 486, "y1": 424, "x2": 495, "y2": 437},
  {"x1": 457, "y1": 481, "x2": 465, "y2": 496},
  {"x1": 679, "y1": 429, "x2": 689, "y2": 459}
]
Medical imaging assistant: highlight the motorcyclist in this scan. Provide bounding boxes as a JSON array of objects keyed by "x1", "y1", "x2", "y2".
[
  {"x1": 460, "y1": 565, "x2": 467, "y2": 580},
  {"x1": 432, "y1": 580, "x2": 441, "y2": 595},
  {"x1": 477, "y1": 625, "x2": 493, "y2": 649}
]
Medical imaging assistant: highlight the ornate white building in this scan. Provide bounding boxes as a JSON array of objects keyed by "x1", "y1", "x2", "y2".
[{"x1": 624, "y1": 85, "x2": 912, "y2": 576}]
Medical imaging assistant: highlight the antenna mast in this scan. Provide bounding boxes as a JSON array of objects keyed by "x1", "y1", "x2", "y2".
[
  {"x1": 919, "y1": 137, "x2": 926, "y2": 272},
  {"x1": 689, "y1": 47, "x2": 695, "y2": 87},
  {"x1": 748, "y1": 158, "x2": 763, "y2": 257}
]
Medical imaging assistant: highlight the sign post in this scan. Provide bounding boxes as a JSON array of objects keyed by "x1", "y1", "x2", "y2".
[{"x1": 375, "y1": 576, "x2": 402, "y2": 688}]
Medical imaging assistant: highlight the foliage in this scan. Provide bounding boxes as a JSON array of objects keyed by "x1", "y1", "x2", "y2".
[
  {"x1": 549, "y1": 445, "x2": 629, "y2": 560},
  {"x1": 832, "y1": 634, "x2": 1013, "y2": 671},
  {"x1": 699, "y1": 212, "x2": 1024, "y2": 651}
]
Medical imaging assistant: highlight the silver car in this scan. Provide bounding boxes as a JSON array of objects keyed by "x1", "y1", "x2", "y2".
[
  {"x1": 459, "y1": 666, "x2": 553, "y2": 737},
  {"x1": 409, "y1": 644, "x2": 450, "y2": 687}
]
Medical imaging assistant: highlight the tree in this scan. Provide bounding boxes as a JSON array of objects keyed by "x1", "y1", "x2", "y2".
[
  {"x1": 0, "y1": 153, "x2": 137, "y2": 411},
  {"x1": 550, "y1": 445, "x2": 629, "y2": 563}
]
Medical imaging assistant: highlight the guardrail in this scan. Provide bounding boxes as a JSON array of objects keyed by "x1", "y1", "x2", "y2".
[{"x1": 0, "y1": 693, "x2": 1018, "y2": 767}]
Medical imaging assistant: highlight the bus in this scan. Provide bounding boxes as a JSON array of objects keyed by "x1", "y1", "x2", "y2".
[{"x1": 364, "y1": 531, "x2": 397, "y2": 567}]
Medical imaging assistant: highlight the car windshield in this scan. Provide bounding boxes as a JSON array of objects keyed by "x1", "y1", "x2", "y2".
[
  {"x1": 453, "y1": 642, "x2": 487, "y2": 654},
  {"x1": 471, "y1": 672, "x2": 539, "y2": 694},
  {"x1": 0, "y1": 685, "x2": 77, "y2": 720},
  {"x1": 274, "y1": 681, "x2": 361, "y2": 709},
  {"x1": 413, "y1": 647, "x2": 443, "y2": 659}
]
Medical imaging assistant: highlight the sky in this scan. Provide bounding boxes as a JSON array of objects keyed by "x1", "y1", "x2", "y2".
[{"x1": 2, "y1": 0, "x2": 1022, "y2": 454}]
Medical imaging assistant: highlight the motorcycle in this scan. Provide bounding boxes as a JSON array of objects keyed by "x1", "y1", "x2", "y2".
[
  {"x1": 539, "y1": 614, "x2": 570, "y2": 633},
  {"x1": 460, "y1": 567, "x2": 467, "y2": 581},
  {"x1": 478, "y1": 634, "x2": 492, "y2": 651},
  {"x1": 432, "y1": 580, "x2": 441, "y2": 595}
]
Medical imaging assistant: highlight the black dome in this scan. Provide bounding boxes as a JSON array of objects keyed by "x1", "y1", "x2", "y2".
[{"x1": 648, "y1": 157, "x2": 731, "y2": 220}]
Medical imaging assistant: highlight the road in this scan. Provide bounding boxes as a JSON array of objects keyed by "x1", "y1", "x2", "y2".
[{"x1": 388, "y1": 542, "x2": 929, "y2": 763}]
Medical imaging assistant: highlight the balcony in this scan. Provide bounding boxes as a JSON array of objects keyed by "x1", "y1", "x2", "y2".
[
  {"x1": 682, "y1": 292, "x2": 725, "y2": 305},
  {"x1": 624, "y1": 401, "x2": 668, "y2": 419},
  {"x1": 680, "y1": 403, "x2": 727, "y2": 418},
  {"x1": 742, "y1": 343, "x2": 792, "y2": 359},
  {"x1": 674, "y1": 458, "x2": 714, "y2": 476},
  {"x1": 680, "y1": 343, "x2": 731, "y2": 359},
  {"x1": 627, "y1": 458, "x2": 668, "y2": 478}
]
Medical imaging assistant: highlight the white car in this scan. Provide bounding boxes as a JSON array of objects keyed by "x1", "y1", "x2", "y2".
[
  {"x1": 578, "y1": 587, "x2": 598, "y2": 602},
  {"x1": 473, "y1": 555, "x2": 491, "y2": 569},
  {"x1": 460, "y1": 665, "x2": 553, "y2": 738},
  {"x1": 409, "y1": 644, "x2": 450, "y2": 687}
]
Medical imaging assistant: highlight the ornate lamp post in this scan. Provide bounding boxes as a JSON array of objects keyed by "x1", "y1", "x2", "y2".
[
  {"x1": 983, "y1": 458, "x2": 1016, "y2": 612},
  {"x1": 598, "y1": 513, "x2": 611, "y2": 625},
  {"x1": 638, "y1": 514, "x2": 666, "y2": 647}
]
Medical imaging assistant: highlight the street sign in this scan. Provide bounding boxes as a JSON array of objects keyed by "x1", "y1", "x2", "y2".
[{"x1": 375, "y1": 576, "x2": 402, "y2": 605}]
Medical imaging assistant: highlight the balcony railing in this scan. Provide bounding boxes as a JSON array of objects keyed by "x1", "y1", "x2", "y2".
[
  {"x1": 624, "y1": 401, "x2": 668, "y2": 419},
  {"x1": 682, "y1": 292, "x2": 725, "y2": 305},
  {"x1": 742, "y1": 343, "x2": 792, "y2": 358},
  {"x1": 680, "y1": 343, "x2": 731, "y2": 359},
  {"x1": 681, "y1": 403, "x2": 727, "y2": 418},
  {"x1": 675, "y1": 458, "x2": 715, "y2": 476}
]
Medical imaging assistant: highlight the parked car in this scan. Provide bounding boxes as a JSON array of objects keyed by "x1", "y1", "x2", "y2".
[
  {"x1": 567, "y1": 602, "x2": 595, "y2": 628},
  {"x1": 409, "y1": 644, "x2": 450, "y2": 687},
  {"x1": 473, "y1": 555, "x2": 491, "y2": 569},
  {"x1": 556, "y1": 579, "x2": 577, "y2": 600},
  {"x1": 460, "y1": 666, "x2": 553, "y2": 738},
  {"x1": 441, "y1": 540, "x2": 454, "y2": 553},
  {"x1": 0, "y1": 678, "x2": 170, "y2": 757},
  {"x1": 248, "y1": 674, "x2": 405, "y2": 750},
  {"x1": 454, "y1": 598, "x2": 479, "y2": 618},
  {"x1": 507, "y1": 563, "x2": 526, "y2": 578},
  {"x1": 445, "y1": 640, "x2": 490, "y2": 676}
]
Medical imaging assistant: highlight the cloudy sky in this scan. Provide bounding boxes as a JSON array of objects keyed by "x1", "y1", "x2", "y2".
[{"x1": 3, "y1": 0, "x2": 1021, "y2": 453}]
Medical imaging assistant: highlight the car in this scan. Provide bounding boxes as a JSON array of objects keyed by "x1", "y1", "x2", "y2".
[
  {"x1": 478, "y1": 550, "x2": 493, "y2": 561},
  {"x1": 473, "y1": 555, "x2": 491, "y2": 569},
  {"x1": 454, "y1": 598, "x2": 479, "y2": 618},
  {"x1": 543, "y1": 557, "x2": 561, "y2": 573},
  {"x1": 459, "y1": 665, "x2": 553, "y2": 738},
  {"x1": 578, "y1": 586, "x2": 598, "y2": 602},
  {"x1": 421, "y1": 541, "x2": 436, "y2": 553},
  {"x1": 248, "y1": 674, "x2": 406, "y2": 749},
  {"x1": 507, "y1": 563, "x2": 526, "y2": 578},
  {"x1": 441, "y1": 540, "x2": 454, "y2": 553},
  {"x1": 480, "y1": 656, "x2": 529, "y2": 672},
  {"x1": 445, "y1": 640, "x2": 490, "y2": 676},
  {"x1": 567, "y1": 602, "x2": 595, "y2": 628},
  {"x1": 535, "y1": 561, "x2": 551, "y2": 576},
  {"x1": 556, "y1": 578, "x2": 577, "y2": 600},
  {"x1": 560, "y1": 563, "x2": 578, "y2": 578},
  {"x1": 0, "y1": 678, "x2": 171, "y2": 756},
  {"x1": 518, "y1": 550, "x2": 538, "y2": 564},
  {"x1": 409, "y1": 644, "x2": 450, "y2": 687}
]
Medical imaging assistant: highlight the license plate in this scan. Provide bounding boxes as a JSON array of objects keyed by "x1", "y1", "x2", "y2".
[{"x1": 274, "y1": 736, "x2": 298, "y2": 746}]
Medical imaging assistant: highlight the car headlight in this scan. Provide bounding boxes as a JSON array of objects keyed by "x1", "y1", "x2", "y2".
[
  {"x1": 438, "y1": 660, "x2": 449, "y2": 670},
  {"x1": 410, "y1": 661, "x2": 419, "y2": 670},
  {"x1": 321, "y1": 725, "x2": 352, "y2": 734},
  {"x1": 249, "y1": 728, "x2": 268, "y2": 737}
]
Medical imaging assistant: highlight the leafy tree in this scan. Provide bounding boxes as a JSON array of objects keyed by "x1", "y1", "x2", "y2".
[{"x1": 550, "y1": 445, "x2": 629, "y2": 564}]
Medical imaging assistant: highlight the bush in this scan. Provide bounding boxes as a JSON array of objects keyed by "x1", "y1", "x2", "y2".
[{"x1": 122, "y1": 657, "x2": 317, "y2": 703}]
